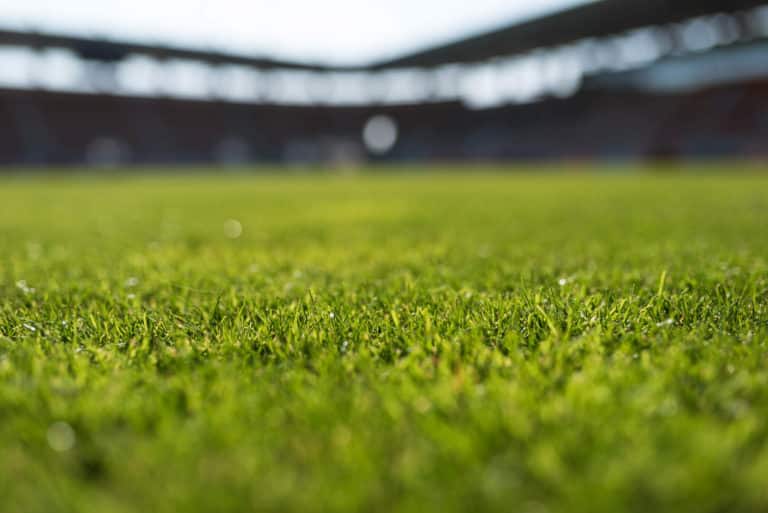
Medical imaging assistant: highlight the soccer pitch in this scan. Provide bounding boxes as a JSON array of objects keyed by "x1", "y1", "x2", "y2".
[{"x1": 2, "y1": 169, "x2": 767, "y2": 512}]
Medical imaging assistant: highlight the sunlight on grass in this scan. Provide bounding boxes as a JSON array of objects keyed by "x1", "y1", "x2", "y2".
[{"x1": 1, "y1": 169, "x2": 767, "y2": 512}]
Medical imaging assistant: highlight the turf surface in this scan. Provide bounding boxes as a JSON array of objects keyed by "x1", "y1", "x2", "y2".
[{"x1": 1, "y1": 169, "x2": 768, "y2": 512}]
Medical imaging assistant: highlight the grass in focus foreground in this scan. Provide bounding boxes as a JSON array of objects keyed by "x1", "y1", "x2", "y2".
[{"x1": 1, "y1": 169, "x2": 768, "y2": 512}]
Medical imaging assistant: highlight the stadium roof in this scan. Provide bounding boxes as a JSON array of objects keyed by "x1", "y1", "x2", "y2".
[
  {"x1": 370, "y1": 0, "x2": 768, "y2": 68},
  {"x1": 0, "y1": 29, "x2": 360, "y2": 71},
  {"x1": 1, "y1": 0, "x2": 766, "y2": 71}
]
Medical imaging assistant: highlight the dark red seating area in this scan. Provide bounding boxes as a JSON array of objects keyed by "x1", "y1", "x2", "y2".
[{"x1": 0, "y1": 80, "x2": 766, "y2": 166}]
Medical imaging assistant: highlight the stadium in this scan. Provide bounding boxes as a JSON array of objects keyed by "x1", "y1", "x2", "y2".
[
  {"x1": 2, "y1": 1, "x2": 768, "y2": 512},
  {"x1": 3, "y1": 0, "x2": 768, "y2": 164}
]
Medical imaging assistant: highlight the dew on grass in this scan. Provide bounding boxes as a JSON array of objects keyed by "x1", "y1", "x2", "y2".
[
  {"x1": 223, "y1": 219, "x2": 243, "y2": 239},
  {"x1": 16, "y1": 280, "x2": 35, "y2": 294},
  {"x1": 47, "y1": 421, "x2": 76, "y2": 452}
]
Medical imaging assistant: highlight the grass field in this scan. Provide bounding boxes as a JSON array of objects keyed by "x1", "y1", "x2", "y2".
[{"x1": 2, "y1": 168, "x2": 768, "y2": 513}]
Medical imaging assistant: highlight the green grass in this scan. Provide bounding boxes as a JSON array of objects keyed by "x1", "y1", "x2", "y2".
[{"x1": 2, "y1": 168, "x2": 768, "y2": 513}]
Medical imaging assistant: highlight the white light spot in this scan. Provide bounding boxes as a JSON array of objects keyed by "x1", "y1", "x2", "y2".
[
  {"x1": 362, "y1": 115, "x2": 398, "y2": 154},
  {"x1": 329, "y1": 312, "x2": 335, "y2": 319},
  {"x1": 558, "y1": 278, "x2": 569, "y2": 286},
  {"x1": 213, "y1": 136, "x2": 251, "y2": 165},
  {"x1": 16, "y1": 280, "x2": 35, "y2": 294},
  {"x1": 47, "y1": 421, "x2": 76, "y2": 452},
  {"x1": 85, "y1": 137, "x2": 131, "y2": 168},
  {"x1": 223, "y1": 219, "x2": 243, "y2": 239},
  {"x1": 125, "y1": 277, "x2": 139, "y2": 288},
  {"x1": 656, "y1": 318, "x2": 674, "y2": 327},
  {"x1": 23, "y1": 323, "x2": 36, "y2": 332}
]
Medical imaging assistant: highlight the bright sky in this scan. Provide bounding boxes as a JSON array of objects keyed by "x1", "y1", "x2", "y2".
[{"x1": 1, "y1": 0, "x2": 593, "y2": 65}]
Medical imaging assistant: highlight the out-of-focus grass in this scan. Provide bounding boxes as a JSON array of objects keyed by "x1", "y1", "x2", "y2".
[{"x1": 1, "y1": 169, "x2": 767, "y2": 513}]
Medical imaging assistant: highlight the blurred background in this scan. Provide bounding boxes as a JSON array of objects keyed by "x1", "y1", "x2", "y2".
[{"x1": 0, "y1": 0, "x2": 767, "y2": 167}]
